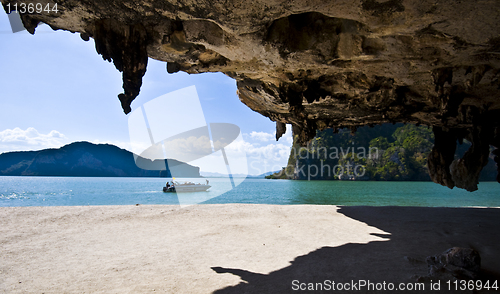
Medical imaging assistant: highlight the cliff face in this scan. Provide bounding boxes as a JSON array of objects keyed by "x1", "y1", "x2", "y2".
[
  {"x1": 282, "y1": 124, "x2": 498, "y2": 182},
  {"x1": 3, "y1": 0, "x2": 500, "y2": 190}
]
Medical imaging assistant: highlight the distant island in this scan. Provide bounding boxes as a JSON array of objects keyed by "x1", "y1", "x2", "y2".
[{"x1": 0, "y1": 142, "x2": 200, "y2": 178}]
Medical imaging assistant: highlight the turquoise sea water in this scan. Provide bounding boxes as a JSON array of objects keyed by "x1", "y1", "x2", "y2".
[{"x1": 0, "y1": 176, "x2": 498, "y2": 207}]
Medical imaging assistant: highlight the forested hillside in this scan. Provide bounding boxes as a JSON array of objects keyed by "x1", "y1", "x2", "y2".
[
  {"x1": 0, "y1": 142, "x2": 200, "y2": 178},
  {"x1": 267, "y1": 124, "x2": 497, "y2": 181}
]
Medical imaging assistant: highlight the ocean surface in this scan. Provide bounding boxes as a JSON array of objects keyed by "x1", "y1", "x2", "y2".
[{"x1": 0, "y1": 176, "x2": 499, "y2": 207}]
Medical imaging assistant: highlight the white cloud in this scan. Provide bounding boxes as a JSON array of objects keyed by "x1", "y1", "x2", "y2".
[
  {"x1": 227, "y1": 124, "x2": 293, "y2": 175},
  {"x1": 81, "y1": 125, "x2": 295, "y2": 176},
  {"x1": 245, "y1": 143, "x2": 292, "y2": 176},
  {"x1": 247, "y1": 124, "x2": 293, "y2": 143},
  {"x1": 283, "y1": 124, "x2": 293, "y2": 145},
  {"x1": 249, "y1": 131, "x2": 275, "y2": 142},
  {"x1": 224, "y1": 128, "x2": 293, "y2": 175},
  {"x1": 0, "y1": 127, "x2": 68, "y2": 153}
]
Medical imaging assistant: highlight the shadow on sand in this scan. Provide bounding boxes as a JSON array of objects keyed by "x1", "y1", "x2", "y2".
[{"x1": 211, "y1": 206, "x2": 500, "y2": 293}]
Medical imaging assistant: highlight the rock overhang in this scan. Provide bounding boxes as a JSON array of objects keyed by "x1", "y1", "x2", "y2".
[{"x1": 3, "y1": 0, "x2": 500, "y2": 191}]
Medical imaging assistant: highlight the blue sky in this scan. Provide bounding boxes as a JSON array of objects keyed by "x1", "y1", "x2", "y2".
[{"x1": 0, "y1": 13, "x2": 293, "y2": 175}]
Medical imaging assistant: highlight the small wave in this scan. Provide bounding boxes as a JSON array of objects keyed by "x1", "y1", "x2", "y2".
[
  {"x1": 134, "y1": 190, "x2": 163, "y2": 194},
  {"x1": 0, "y1": 193, "x2": 30, "y2": 200}
]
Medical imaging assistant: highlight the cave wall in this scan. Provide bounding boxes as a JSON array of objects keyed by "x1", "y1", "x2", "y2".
[{"x1": 3, "y1": 0, "x2": 500, "y2": 190}]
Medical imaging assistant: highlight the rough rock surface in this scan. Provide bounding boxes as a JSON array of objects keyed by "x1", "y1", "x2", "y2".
[
  {"x1": 420, "y1": 247, "x2": 482, "y2": 281},
  {"x1": 3, "y1": 0, "x2": 500, "y2": 190}
]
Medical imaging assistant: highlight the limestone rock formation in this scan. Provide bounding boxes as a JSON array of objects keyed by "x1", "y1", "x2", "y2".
[
  {"x1": 3, "y1": 0, "x2": 500, "y2": 190},
  {"x1": 424, "y1": 247, "x2": 481, "y2": 281}
]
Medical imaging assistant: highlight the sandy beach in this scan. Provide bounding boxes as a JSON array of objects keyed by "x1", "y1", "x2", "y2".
[{"x1": 1, "y1": 204, "x2": 499, "y2": 293}]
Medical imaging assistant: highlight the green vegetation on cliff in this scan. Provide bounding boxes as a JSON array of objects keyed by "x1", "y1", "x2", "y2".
[
  {"x1": 266, "y1": 124, "x2": 497, "y2": 181},
  {"x1": 366, "y1": 124, "x2": 434, "y2": 181}
]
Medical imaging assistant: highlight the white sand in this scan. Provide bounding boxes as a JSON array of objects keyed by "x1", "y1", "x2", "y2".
[{"x1": 1, "y1": 204, "x2": 499, "y2": 293}]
